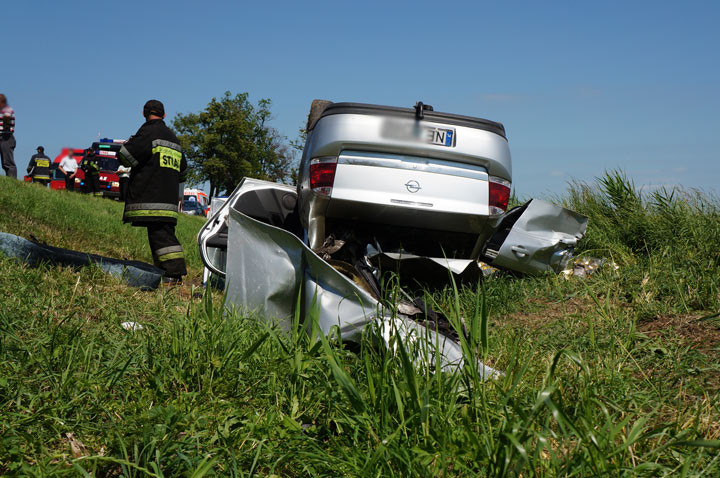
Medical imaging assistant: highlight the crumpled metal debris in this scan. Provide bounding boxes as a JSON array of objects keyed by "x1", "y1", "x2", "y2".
[
  {"x1": 224, "y1": 203, "x2": 498, "y2": 376},
  {"x1": 561, "y1": 257, "x2": 617, "y2": 279},
  {"x1": 482, "y1": 199, "x2": 589, "y2": 275},
  {"x1": 314, "y1": 235, "x2": 346, "y2": 261},
  {"x1": 367, "y1": 251, "x2": 483, "y2": 288},
  {"x1": 121, "y1": 321, "x2": 144, "y2": 331},
  {"x1": 0, "y1": 231, "x2": 164, "y2": 289},
  {"x1": 202, "y1": 197, "x2": 229, "y2": 288},
  {"x1": 199, "y1": 178, "x2": 591, "y2": 379}
]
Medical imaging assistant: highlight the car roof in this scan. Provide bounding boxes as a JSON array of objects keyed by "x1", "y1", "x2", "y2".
[{"x1": 317, "y1": 102, "x2": 506, "y2": 139}]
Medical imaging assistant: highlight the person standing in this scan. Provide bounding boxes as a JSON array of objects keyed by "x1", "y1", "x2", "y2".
[
  {"x1": 118, "y1": 100, "x2": 187, "y2": 284},
  {"x1": 81, "y1": 148, "x2": 101, "y2": 196},
  {"x1": 116, "y1": 164, "x2": 131, "y2": 201},
  {"x1": 0, "y1": 94, "x2": 17, "y2": 179},
  {"x1": 58, "y1": 148, "x2": 78, "y2": 191},
  {"x1": 27, "y1": 146, "x2": 52, "y2": 186}
]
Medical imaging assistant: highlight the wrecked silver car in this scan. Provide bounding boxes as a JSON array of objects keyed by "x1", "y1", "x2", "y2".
[
  {"x1": 197, "y1": 102, "x2": 587, "y2": 371},
  {"x1": 199, "y1": 178, "x2": 500, "y2": 375},
  {"x1": 198, "y1": 182, "x2": 585, "y2": 374}
]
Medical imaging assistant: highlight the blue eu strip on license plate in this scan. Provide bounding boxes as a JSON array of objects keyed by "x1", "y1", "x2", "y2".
[{"x1": 426, "y1": 127, "x2": 455, "y2": 147}]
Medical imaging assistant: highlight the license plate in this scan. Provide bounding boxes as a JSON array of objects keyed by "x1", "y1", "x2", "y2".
[
  {"x1": 426, "y1": 127, "x2": 454, "y2": 147},
  {"x1": 381, "y1": 119, "x2": 456, "y2": 147}
]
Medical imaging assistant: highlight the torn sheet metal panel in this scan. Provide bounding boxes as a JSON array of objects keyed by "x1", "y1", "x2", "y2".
[
  {"x1": 368, "y1": 251, "x2": 482, "y2": 286},
  {"x1": 202, "y1": 197, "x2": 229, "y2": 287},
  {"x1": 226, "y1": 207, "x2": 377, "y2": 335},
  {"x1": 223, "y1": 189, "x2": 499, "y2": 377},
  {"x1": 0, "y1": 231, "x2": 164, "y2": 289},
  {"x1": 482, "y1": 199, "x2": 588, "y2": 275},
  {"x1": 198, "y1": 178, "x2": 298, "y2": 280}
]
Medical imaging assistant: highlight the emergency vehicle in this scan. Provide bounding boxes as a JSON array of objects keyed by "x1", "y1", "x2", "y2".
[
  {"x1": 183, "y1": 188, "x2": 210, "y2": 215},
  {"x1": 73, "y1": 139, "x2": 125, "y2": 198}
]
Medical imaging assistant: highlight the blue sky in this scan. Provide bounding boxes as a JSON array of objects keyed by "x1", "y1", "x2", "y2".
[{"x1": 4, "y1": 0, "x2": 719, "y2": 196}]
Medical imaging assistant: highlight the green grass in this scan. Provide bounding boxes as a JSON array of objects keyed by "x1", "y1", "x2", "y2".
[
  {"x1": 1, "y1": 173, "x2": 719, "y2": 476},
  {"x1": 0, "y1": 179, "x2": 206, "y2": 280}
]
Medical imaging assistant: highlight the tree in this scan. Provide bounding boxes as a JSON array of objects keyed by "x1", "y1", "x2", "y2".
[{"x1": 172, "y1": 92, "x2": 295, "y2": 198}]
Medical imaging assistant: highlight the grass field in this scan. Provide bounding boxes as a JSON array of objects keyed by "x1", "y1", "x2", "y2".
[{"x1": 0, "y1": 173, "x2": 719, "y2": 476}]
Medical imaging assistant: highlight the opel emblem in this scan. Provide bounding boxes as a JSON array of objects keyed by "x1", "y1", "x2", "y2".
[{"x1": 405, "y1": 180, "x2": 421, "y2": 193}]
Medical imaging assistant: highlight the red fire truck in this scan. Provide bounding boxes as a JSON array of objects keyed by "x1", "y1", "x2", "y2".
[
  {"x1": 47, "y1": 139, "x2": 125, "y2": 198},
  {"x1": 75, "y1": 139, "x2": 124, "y2": 198}
]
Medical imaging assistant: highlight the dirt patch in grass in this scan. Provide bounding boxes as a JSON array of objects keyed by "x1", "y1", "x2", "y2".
[
  {"x1": 634, "y1": 314, "x2": 720, "y2": 396},
  {"x1": 638, "y1": 314, "x2": 720, "y2": 353},
  {"x1": 497, "y1": 297, "x2": 596, "y2": 330}
]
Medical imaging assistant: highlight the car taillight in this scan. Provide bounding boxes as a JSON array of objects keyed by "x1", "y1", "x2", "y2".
[
  {"x1": 309, "y1": 157, "x2": 337, "y2": 197},
  {"x1": 489, "y1": 176, "x2": 511, "y2": 215}
]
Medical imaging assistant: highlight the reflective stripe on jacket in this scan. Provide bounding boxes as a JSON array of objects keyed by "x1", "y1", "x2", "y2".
[
  {"x1": 28, "y1": 153, "x2": 51, "y2": 180},
  {"x1": 118, "y1": 119, "x2": 187, "y2": 225},
  {"x1": 81, "y1": 155, "x2": 100, "y2": 176}
]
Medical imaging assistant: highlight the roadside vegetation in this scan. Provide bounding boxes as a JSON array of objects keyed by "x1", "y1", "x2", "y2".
[
  {"x1": 0, "y1": 178, "x2": 205, "y2": 281},
  {"x1": 0, "y1": 173, "x2": 718, "y2": 476},
  {"x1": 173, "y1": 92, "x2": 297, "y2": 198}
]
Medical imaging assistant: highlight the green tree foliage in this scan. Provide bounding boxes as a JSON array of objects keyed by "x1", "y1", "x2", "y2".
[{"x1": 172, "y1": 92, "x2": 294, "y2": 197}]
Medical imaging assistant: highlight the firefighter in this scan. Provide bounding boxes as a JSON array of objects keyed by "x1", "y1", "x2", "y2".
[
  {"x1": 27, "y1": 146, "x2": 52, "y2": 186},
  {"x1": 117, "y1": 100, "x2": 187, "y2": 285},
  {"x1": 81, "y1": 148, "x2": 102, "y2": 196}
]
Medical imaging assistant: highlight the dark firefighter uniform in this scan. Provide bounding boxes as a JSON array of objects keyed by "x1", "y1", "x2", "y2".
[
  {"x1": 81, "y1": 151, "x2": 102, "y2": 196},
  {"x1": 27, "y1": 149, "x2": 52, "y2": 186},
  {"x1": 118, "y1": 115, "x2": 187, "y2": 279}
]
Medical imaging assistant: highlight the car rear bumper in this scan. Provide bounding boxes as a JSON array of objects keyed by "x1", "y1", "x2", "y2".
[
  {"x1": 303, "y1": 150, "x2": 499, "y2": 253},
  {"x1": 325, "y1": 198, "x2": 489, "y2": 234}
]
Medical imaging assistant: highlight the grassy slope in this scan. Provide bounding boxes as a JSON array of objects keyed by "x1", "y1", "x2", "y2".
[
  {"x1": 0, "y1": 174, "x2": 719, "y2": 476},
  {"x1": 0, "y1": 178, "x2": 206, "y2": 279}
]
